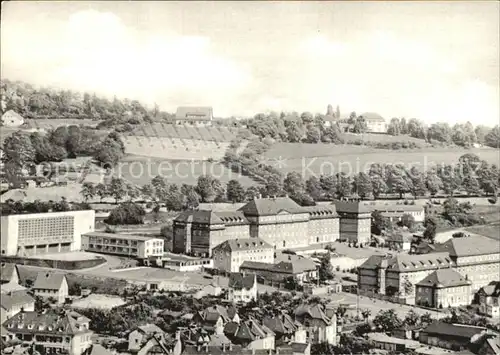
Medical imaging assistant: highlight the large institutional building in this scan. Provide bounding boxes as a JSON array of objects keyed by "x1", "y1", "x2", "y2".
[
  {"x1": 82, "y1": 232, "x2": 164, "y2": 260},
  {"x1": 358, "y1": 234, "x2": 500, "y2": 304},
  {"x1": 173, "y1": 197, "x2": 340, "y2": 256},
  {"x1": 0, "y1": 210, "x2": 95, "y2": 257}
]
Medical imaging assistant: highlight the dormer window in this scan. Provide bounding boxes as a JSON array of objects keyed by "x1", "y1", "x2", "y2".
[
  {"x1": 48, "y1": 326, "x2": 53, "y2": 331},
  {"x1": 38, "y1": 325, "x2": 45, "y2": 331},
  {"x1": 18, "y1": 323, "x2": 24, "y2": 329},
  {"x1": 28, "y1": 324, "x2": 34, "y2": 330}
]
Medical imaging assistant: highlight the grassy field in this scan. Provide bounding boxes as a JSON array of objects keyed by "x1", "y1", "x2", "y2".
[
  {"x1": 340, "y1": 132, "x2": 427, "y2": 145},
  {"x1": 263, "y1": 144, "x2": 499, "y2": 177},
  {"x1": 466, "y1": 223, "x2": 500, "y2": 240}
]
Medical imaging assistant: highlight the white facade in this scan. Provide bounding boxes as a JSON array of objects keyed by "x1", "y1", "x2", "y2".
[
  {"x1": 81, "y1": 232, "x2": 163, "y2": 259},
  {"x1": 1, "y1": 110, "x2": 24, "y2": 127},
  {"x1": 34, "y1": 277, "x2": 69, "y2": 304},
  {"x1": 0, "y1": 210, "x2": 95, "y2": 257}
]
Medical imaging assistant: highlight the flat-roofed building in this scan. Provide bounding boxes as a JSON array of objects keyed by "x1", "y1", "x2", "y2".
[
  {"x1": 82, "y1": 232, "x2": 164, "y2": 260},
  {"x1": 213, "y1": 238, "x2": 274, "y2": 273},
  {"x1": 175, "y1": 106, "x2": 213, "y2": 126},
  {"x1": 415, "y1": 268, "x2": 472, "y2": 308},
  {"x1": 1, "y1": 210, "x2": 95, "y2": 257},
  {"x1": 333, "y1": 199, "x2": 371, "y2": 245}
]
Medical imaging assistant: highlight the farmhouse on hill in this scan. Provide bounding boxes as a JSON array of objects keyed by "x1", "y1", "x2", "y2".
[
  {"x1": 1, "y1": 110, "x2": 24, "y2": 127},
  {"x1": 360, "y1": 112, "x2": 386, "y2": 133},
  {"x1": 175, "y1": 106, "x2": 213, "y2": 126}
]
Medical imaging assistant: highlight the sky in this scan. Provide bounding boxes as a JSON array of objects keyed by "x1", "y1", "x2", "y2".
[{"x1": 1, "y1": 1, "x2": 499, "y2": 125}]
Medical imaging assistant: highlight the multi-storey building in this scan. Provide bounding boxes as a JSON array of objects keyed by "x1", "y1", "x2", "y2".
[
  {"x1": 1, "y1": 290, "x2": 35, "y2": 324},
  {"x1": 2, "y1": 309, "x2": 93, "y2": 355},
  {"x1": 358, "y1": 234, "x2": 500, "y2": 304},
  {"x1": 175, "y1": 106, "x2": 213, "y2": 126},
  {"x1": 173, "y1": 197, "x2": 340, "y2": 256},
  {"x1": 33, "y1": 272, "x2": 69, "y2": 304},
  {"x1": 1, "y1": 263, "x2": 20, "y2": 285},
  {"x1": 293, "y1": 304, "x2": 337, "y2": 345},
  {"x1": 212, "y1": 238, "x2": 274, "y2": 273},
  {"x1": 377, "y1": 204, "x2": 425, "y2": 223},
  {"x1": 227, "y1": 273, "x2": 258, "y2": 304},
  {"x1": 415, "y1": 268, "x2": 472, "y2": 308},
  {"x1": 1, "y1": 210, "x2": 95, "y2": 257},
  {"x1": 333, "y1": 200, "x2": 372, "y2": 244},
  {"x1": 477, "y1": 281, "x2": 500, "y2": 319},
  {"x1": 82, "y1": 232, "x2": 164, "y2": 260}
]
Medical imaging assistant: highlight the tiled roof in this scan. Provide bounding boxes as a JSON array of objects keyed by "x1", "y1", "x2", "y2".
[
  {"x1": 1, "y1": 290, "x2": 34, "y2": 310},
  {"x1": 235, "y1": 318, "x2": 275, "y2": 342},
  {"x1": 214, "y1": 238, "x2": 273, "y2": 253},
  {"x1": 228, "y1": 273, "x2": 256, "y2": 290},
  {"x1": 263, "y1": 313, "x2": 298, "y2": 335},
  {"x1": 239, "y1": 197, "x2": 305, "y2": 216},
  {"x1": 303, "y1": 205, "x2": 338, "y2": 219},
  {"x1": 478, "y1": 281, "x2": 500, "y2": 297},
  {"x1": 3, "y1": 310, "x2": 90, "y2": 335},
  {"x1": 0, "y1": 282, "x2": 27, "y2": 294},
  {"x1": 137, "y1": 323, "x2": 164, "y2": 334},
  {"x1": 360, "y1": 252, "x2": 453, "y2": 272},
  {"x1": 416, "y1": 268, "x2": 471, "y2": 288},
  {"x1": 2, "y1": 110, "x2": 24, "y2": 121},
  {"x1": 294, "y1": 303, "x2": 332, "y2": 325},
  {"x1": 434, "y1": 234, "x2": 500, "y2": 257},
  {"x1": 360, "y1": 112, "x2": 385, "y2": 122},
  {"x1": 422, "y1": 322, "x2": 485, "y2": 339},
  {"x1": 175, "y1": 106, "x2": 213, "y2": 121},
  {"x1": 174, "y1": 210, "x2": 224, "y2": 225},
  {"x1": 291, "y1": 343, "x2": 309, "y2": 354},
  {"x1": 240, "y1": 261, "x2": 275, "y2": 272},
  {"x1": 213, "y1": 211, "x2": 249, "y2": 226},
  {"x1": 332, "y1": 200, "x2": 372, "y2": 214},
  {"x1": 33, "y1": 272, "x2": 66, "y2": 290},
  {"x1": 82, "y1": 344, "x2": 114, "y2": 355},
  {"x1": 182, "y1": 344, "x2": 243, "y2": 355},
  {"x1": 200, "y1": 305, "x2": 237, "y2": 323},
  {"x1": 0, "y1": 263, "x2": 18, "y2": 283},
  {"x1": 240, "y1": 257, "x2": 317, "y2": 275}
]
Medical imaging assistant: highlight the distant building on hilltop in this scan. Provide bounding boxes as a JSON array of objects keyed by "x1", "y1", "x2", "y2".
[
  {"x1": 175, "y1": 106, "x2": 213, "y2": 126},
  {"x1": 1, "y1": 110, "x2": 24, "y2": 127},
  {"x1": 359, "y1": 112, "x2": 386, "y2": 133}
]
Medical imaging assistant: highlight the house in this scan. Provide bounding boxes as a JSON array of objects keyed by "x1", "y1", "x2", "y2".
[
  {"x1": 212, "y1": 238, "x2": 274, "y2": 273},
  {"x1": 475, "y1": 334, "x2": 500, "y2": 355},
  {"x1": 2, "y1": 309, "x2": 93, "y2": 355},
  {"x1": 193, "y1": 284, "x2": 223, "y2": 299},
  {"x1": 367, "y1": 332, "x2": 421, "y2": 352},
  {"x1": 227, "y1": 273, "x2": 257, "y2": 304},
  {"x1": 192, "y1": 305, "x2": 240, "y2": 335},
  {"x1": 128, "y1": 323, "x2": 165, "y2": 353},
  {"x1": 419, "y1": 321, "x2": 487, "y2": 351},
  {"x1": 82, "y1": 344, "x2": 115, "y2": 355},
  {"x1": 0, "y1": 263, "x2": 20, "y2": 285},
  {"x1": 175, "y1": 106, "x2": 213, "y2": 126},
  {"x1": 415, "y1": 268, "x2": 472, "y2": 308},
  {"x1": 477, "y1": 281, "x2": 500, "y2": 319},
  {"x1": 33, "y1": 272, "x2": 69, "y2": 304},
  {"x1": 385, "y1": 231, "x2": 413, "y2": 252},
  {"x1": 293, "y1": 303, "x2": 337, "y2": 345},
  {"x1": 231, "y1": 318, "x2": 275, "y2": 350},
  {"x1": 1, "y1": 110, "x2": 24, "y2": 127},
  {"x1": 0, "y1": 290, "x2": 35, "y2": 324},
  {"x1": 263, "y1": 313, "x2": 307, "y2": 345},
  {"x1": 359, "y1": 112, "x2": 386, "y2": 133}
]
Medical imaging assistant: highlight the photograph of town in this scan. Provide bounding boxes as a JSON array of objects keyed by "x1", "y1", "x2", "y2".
[{"x1": 0, "y1": 1, "x2": 499, "y2": 355}]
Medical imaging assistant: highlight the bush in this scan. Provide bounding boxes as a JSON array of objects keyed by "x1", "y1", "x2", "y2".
[{"x1": 105, "y1": 202, "x2": 146, "y2": 225}]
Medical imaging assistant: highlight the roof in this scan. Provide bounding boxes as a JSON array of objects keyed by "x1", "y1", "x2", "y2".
[
  {"x1": 0, "y1": 263, "x2": 18, "y2": 283},
  {"x1": 416, "y1": 268, "x2": 471, "y2": 288},
  {"x1": 235, "y1": 318, "x2": 275, "y2": 342},
  {"x1": 200, "y1": 305, "x2": 237, "y2": 323},
  {"x1": 137, "y1": 323, "x2": 164, "y2": 334},
  {"x1": 0, "y1": 282, "x2": 27, "y2": 294},
  {"x1": 212, "y1": 211, "x2": 249, "y2": 226},
  {"x1": 303, "y1": 205, "x2": 338, "y2": 219},
  {"x1": 1, "y1": 290, "x2": 35, "y2": 310},
  {"x1": 82, "y1": 344, "x2": 114, "y2": 355},
  {"x1": 3, "y1": 310, "x2": 90, "y2": 335},
  {"x1": 484, "y1": 336, "x2": 500, "y2": 355},
  {"x1": 228, "y1": 273, "x2": 256, "y2": 290},
  {"x1": 291, "y1": 342, "x2": 310, "y2": 354},
  {"x1": 263, "y1": 313, "x2": 298, "y2": 335},
  {"x1": 294, "y1": 304, "x2": 332, "y2": 325},
  {"x1": 478, "y1": 281, "x2": 500, "y2": 297},
  {"x1": 434, "y1": 234, "x2": 500, "y2": 257},
  {"x1": 274, "y1": 254, "x2": 317, "y2": 274},
  {"x1": 332, "y1": 200, "x2": 372, "y2": 214},
  {"x1": 213, "y1": 238, "x2": 273, "y2": 253},
  {"x1": 359, "y1": 252, "x2": 453, "y2": 272},
  {"x1": 182, "y1": 344, "x2": 243, "y2": 355},
  {"x1": 360, "y1": 112, "x2": 386, "y2": 122},
  {"x1": 375, "y1": 204, "x2": 424, "y2": 212},
  {"x1": 2, "y1": 110, "x2": 24, "y2": 121},
  {"x1": 174, "y1": 210, "x2": 224, "y2": 225},
  {"x1": 387, "y1": 232, "x2": 413, "y2": 243},
  {"x1": 240, "y1": 261, "x2": 275, "y2": 272},
  {"x1": 422, "y1": 322, "x2": 485, "y2": 339},
  {"x1": 238, "y1": 197, "x2": 305, "y2": 216},
  {"x1": 83, "y1": 232, "x2": 160, "y2": 242},
  {"x1": 175, "y1": 106, "x2": 213, "y2": 121},
  {"x1": 33, "y1": 272, "x2": 67, "y2": 291}
]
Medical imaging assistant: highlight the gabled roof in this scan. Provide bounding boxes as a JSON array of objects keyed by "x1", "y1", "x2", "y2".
[
  {"x1": 478, "y1": 281, "x2": 500, "y2": 297},
  {"x1": 213, "y1": 211, "x2": 249, "y2": 226},
  {"x1": 175, "y1": 106, "x2": 213, "y2": 121},
  {"x1": 213, "y1": 238, "x2": 273, "y2": 253},
  {"x1": 359, "y1": 252, "x2": 453, "y2": 272},
  {"x1": 240, "y1": 261, "x2": 275, "y2": 272},
  {"x1": 33, "y1": 272, "x2": 66, "y2": 290},
  {"x1": 303, "y1": 205, "x2": 338, "y2": 219},
  {"x1": 360, "y1": 112, "x2": 385, "y2": 122},
  {"x1": 235, "y1": 318, "x2": 275, "y2": 342},
  {"x1": 137, "y1": 323, "x2": 164, "y2": 335},
  {"x1": 416, "y1": 268, "x2": 471, "y2": 288},
  {"x1": 0, "y1": 282, "x2": 27, "y2": 294},
  {"x1": 434, "y1": 234, "x2": 500, "y2": 257},
  {"x1": 422, "y1": 322, "x2": 485, "y2": 339},
  {"x1": 239, "y1": 197, "x2": 305, "y2": 216},
  {"x1": 82, "y1": 344, "x2": 114, "y2": 355},
  {"x1": 263, "y1": 313, "x2": 298, "y2": 335},
  {"x1": 174, "y1": 210, "x2": 224, "y2": 225},
  {"x1": 200, "y1": 305, "x2": 237, "y2": 324},
  {"x1": 3, "y1": 310, "x2": 90, "y2": 335},
  {"x1": 0, "y1": 263, "x2": 18, "y2": 283},
  {"x1": 228, "y1": 273, "x2": 256, "y2": 290},
  {"x1": 2, "y1": 110, "x2": 24, "y2": 121},
  {"x1": 1, "y1": 290, "x2": 35, "y2": 310},
  {"x1": 294, "y1": 304, "x2": 332, "y2": 325},
  {"x1": 291, "y1": 342, "x2": 310, "y2": 354},
  {"x1": 332, "y1": 200, "x2": 372, "y2": 214}
]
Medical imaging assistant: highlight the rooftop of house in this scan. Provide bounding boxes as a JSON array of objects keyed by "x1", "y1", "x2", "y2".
[
  {"x1": 359, "y1": 252, "x2": 453, "y2": 272},
  {"x1": 416, "y1": 268, "x2": 471, "y2": 288},
  {"x1": 386, "y1": 231, "x2": 414, "y2": 243},
  {"x1": 3, "y1": 309, "x2": 90, "y2": 335},
  {"x1": 33, "y1": 272, "x2": 67, "y2": 291},
  {"x1": 2, "y1": 110, "x2": 24, "y2": 120},
  {"x1": 228, "y1": 273, "x2": 256, "y2": 290},
  {"x1": 360, "y1": 112, "x2": 386, "y2": 122},
  {"x1": 273, "y1": 255, "x2": 318, "y2": 274},
  {"x1": 1, "y1": 290, "x2": 35, "y2": 310},
  {"x1": 478, "y1": 281, "x2": 500, "y2": 298},
  {"x1": 0, "y1": 282, "x2": 27, "y2": 294},
  {"x1": 238, "y1": 196, "x2": 306, "y2": 217},
  {"x1": 422, "y1": 322, "x2": 486, "y2": 339},
  {"x1": 213, "y1": 238, "x2": 273, "y2": 253},
  {"x1": 0, "y1": 263, "x2": 18, "y2": 283},
  {"x1": 263, "y1": 313, "x2": 300, "y2": 335},
  {"x1": 175, "y1": 106, "x2": 213, "y2": 121},
  {"x1": 174, "y1": 210, "x2": 248, "y2": 225},
  {"x1": 294, "y1": 303, "x2": 333, "y2": 325},
  {"x1": 433, "y1": 234, "x2": 500, "y2": 257},
  {"x1": 82, "y1": 344, "x2": 114, "y2": 355},
  {"x1": 235, "y1": 318, "x2": 275, "y2": 342},
  {"x1": 199, "y1": 305, "x2": 237, "y2": 324},
  {"x1": 83, "y1": 231, "x2": 160, "y2": 242},
  {"x1": 136, "y1": 323, "x2": 164, "y2": 335}
]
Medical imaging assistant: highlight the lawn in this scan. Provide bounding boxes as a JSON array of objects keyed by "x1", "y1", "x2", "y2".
[
  {"x1": 466, "y1": 223, "x2": 500, "y2": 240},
  {"x1": 71, "y1": 294, "x2": 126, "y2": 309},
  {"x1": 340, "y1": 133, "x2": 426, "y2": 145}
]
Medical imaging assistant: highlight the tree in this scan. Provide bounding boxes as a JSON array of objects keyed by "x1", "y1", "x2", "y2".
[
  {"x1": 372, "y1": 210, "x2": 391, "y2": 235},
  {"x1": 95, "y1": 183, "x2": 109, "y2": 203},
  {"x1": 437, "y1": 164, "x2": 461, "y2": 196},
  {"x1": 126, "y1": 183, "x2": 141, "y2": 201},
  {"x1": 373, "y1": 309, "x2": 402, "y2": 332},
  {"x1": 485, "y1": 125, "x2": 500, "y2": 148},
  {"x1": 353, "y1": 172, "x2": 373, "y2": 199},
  {"x1": 318, "y1": 252, "x2": 334, "y2": 282},
  {"x1": 94, "y1": 138, "x2": 123, "y2": 166},
  {"x1": 265, "y1": 175, "x2": 284, "y2": 197},
  {"x1": 184, "y1": 187, "x2": 200, "y2": 210},
  {"x1": 244, "y1": 186, "x2": 262, "y2": 201},
  {"x1": 409, "y1": 166, "x2": 427, "y2": 198},
  {"x1": 141, "y1": 184, "x2": 156, "y2": 201},
  {"x1": 423, "y1": 218, "x2": 437, "y2": 243},
  {"x1": 420, "y1": 312, "x2": 433, "y2": 325},
  {"x1": 371, "y1": 174, "x2": 388, "y2": 199},
  {"x1": 387, "y1": 118, "x2": 401, "y2": 136},
  {"x1": 425, "y1": 170, "x2": 443, "y2": 196},
  {"x1": 306, "y1": 176, "x2": 323, "y2": 201},
  {"x1": 226, "y1": 179, "x2": 245, "y2": 203},
  {"x1": 196, "y1": 175, "x2": 221, "y2": 203},
  {"x1": 336, "y1": 173, "x2": 352, "y2": 198},
  {"x1": 165, "y1": 184, "x2": 185, "y2": 211},
  {"x1": 305, "y1": 125, "x2": 321, "y2": 143},
  {"x1": 462, "y1": 175, "x2": 481, "y2": 196},
  {"x1": 387, "y1": 166, "x2": 412, "y2": 198},
  {"x1": 80, "y1": 182, "x2": 95, "y2": 202},
  {"x1": 407, "y1": 118, "x2": 426, "y2": 139},
  {"x1": 109, "y1": 177, "x2": 127, "y2": 204},
  {"x1": 404, "y1": 309, "x2": 420, "y2": 326},
  {"x1": 319, "y1": 174, "x2": 337, "y2": 199},
  {"x1": 361, "y1": 309, "x2": 371, "y2": 323},
  {"x1": 428, "y1": 122, "x2": 452, "y2": 143},
  {"x1": 475, "y1": 125, "x2": 491, "y2": 145},
  {"x1": 2, "y1": 131, "x2": 35, "y2": 169},
  {"x1": 151, "y1": 176, "x2": 168, "y2": 200},
  {"x1": 104, "y1": 202, "x2": 146, "y2": 225},
  {"x1": 283, "y1": 171, "x2": 305, "y2": 197},
  {"x1": 400, "y1": 213, "x2": 416, "y2": 229}
]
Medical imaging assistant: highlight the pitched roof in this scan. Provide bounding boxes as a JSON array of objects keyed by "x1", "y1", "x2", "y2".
[
  {"x1": 359, "y1": 252, "x2": 453, "y2": 272},
  {"x1": 434, "y1": 234, "x2": 500, "y2": 257},
  {"x1": 235, "y1": 318, "x2": 275, "y2": 341},
  {"x1": 478, "y1": 281, "x2": 500, "y2": 297},
  {"x1": 3, "y1": 310, "x2": 90, "y2": 335},
  {"x1": 294, "y1": 304, "x2": 332, "y2": 325},
  {"x1": 263, "y1": 313, "x2": 298, "y2": 335},
  {"x1": 82, "y1": 344, "x2": 114, "y2": 355},
  {"x1": 175, "y1": 106, "x2": 213, "y2": 121},
  {"x1": 484, "y1": 336, "x2": 500, "y2": 355},
  {"x1": 416, "y1": 268, "x2": 471, "y2": 288},
  {"x1": 303, "y1": 205, "x2": 338, "y2": 219},
  {"x1": 33, "y1": 272, "x2": 66, "y2": 290},
  {"x1": 213, "y1": 238, "x2": 273, "y2": 253},
  {"x1": 137, "y1": 323, "x2": 164, "y2": 334},
  {"x1": 201, "y1": 305, "x2": 237, "y2": 323},
  {"x1": 422, "y1": 322, "x2": 485, "y2": 339},
  {"x1": 291, "y1": 343, "x2": 310, "y2": 354},
  {"x1": 360, "y1": 112, "x2": 386, "y2": 122},
  {"x1": 240, "y1": 261, "x2": 275, "y2": 272},
  {"x1": 332, "y1": 200, "x2": 372, "y2": 214},
  {"x1": 2, "y1": 110, "x2": 24, "y2": 121},
  {"x1": 1, "y1": 290, "x2": 35, "y2": 310},
  {"x1": 0, "y1": 282, "x2": 27, "y2": 294},
  {"x1": 0, "y1": 263, "x2": 18, "y2": 283},
  {"x1": 239, "y1": 197, "x2": 305, "y2": 216},
  {"x1": 174, "y1": 210, "x2": 224, "y2": 225},
  {"x1": 212, "y1": 211, "x2": 249, "y2": 226},
  {"x1": 274, "y1": 257, "x2": 317, "y2": 274},
  {"x1": 228, "y1": 273, "x2": 256, "y2": 290}
]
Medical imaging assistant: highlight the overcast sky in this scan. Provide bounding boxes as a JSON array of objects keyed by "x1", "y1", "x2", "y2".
[{"x1": 1, "y1": 1, "x2": 499, "y2": 125}]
